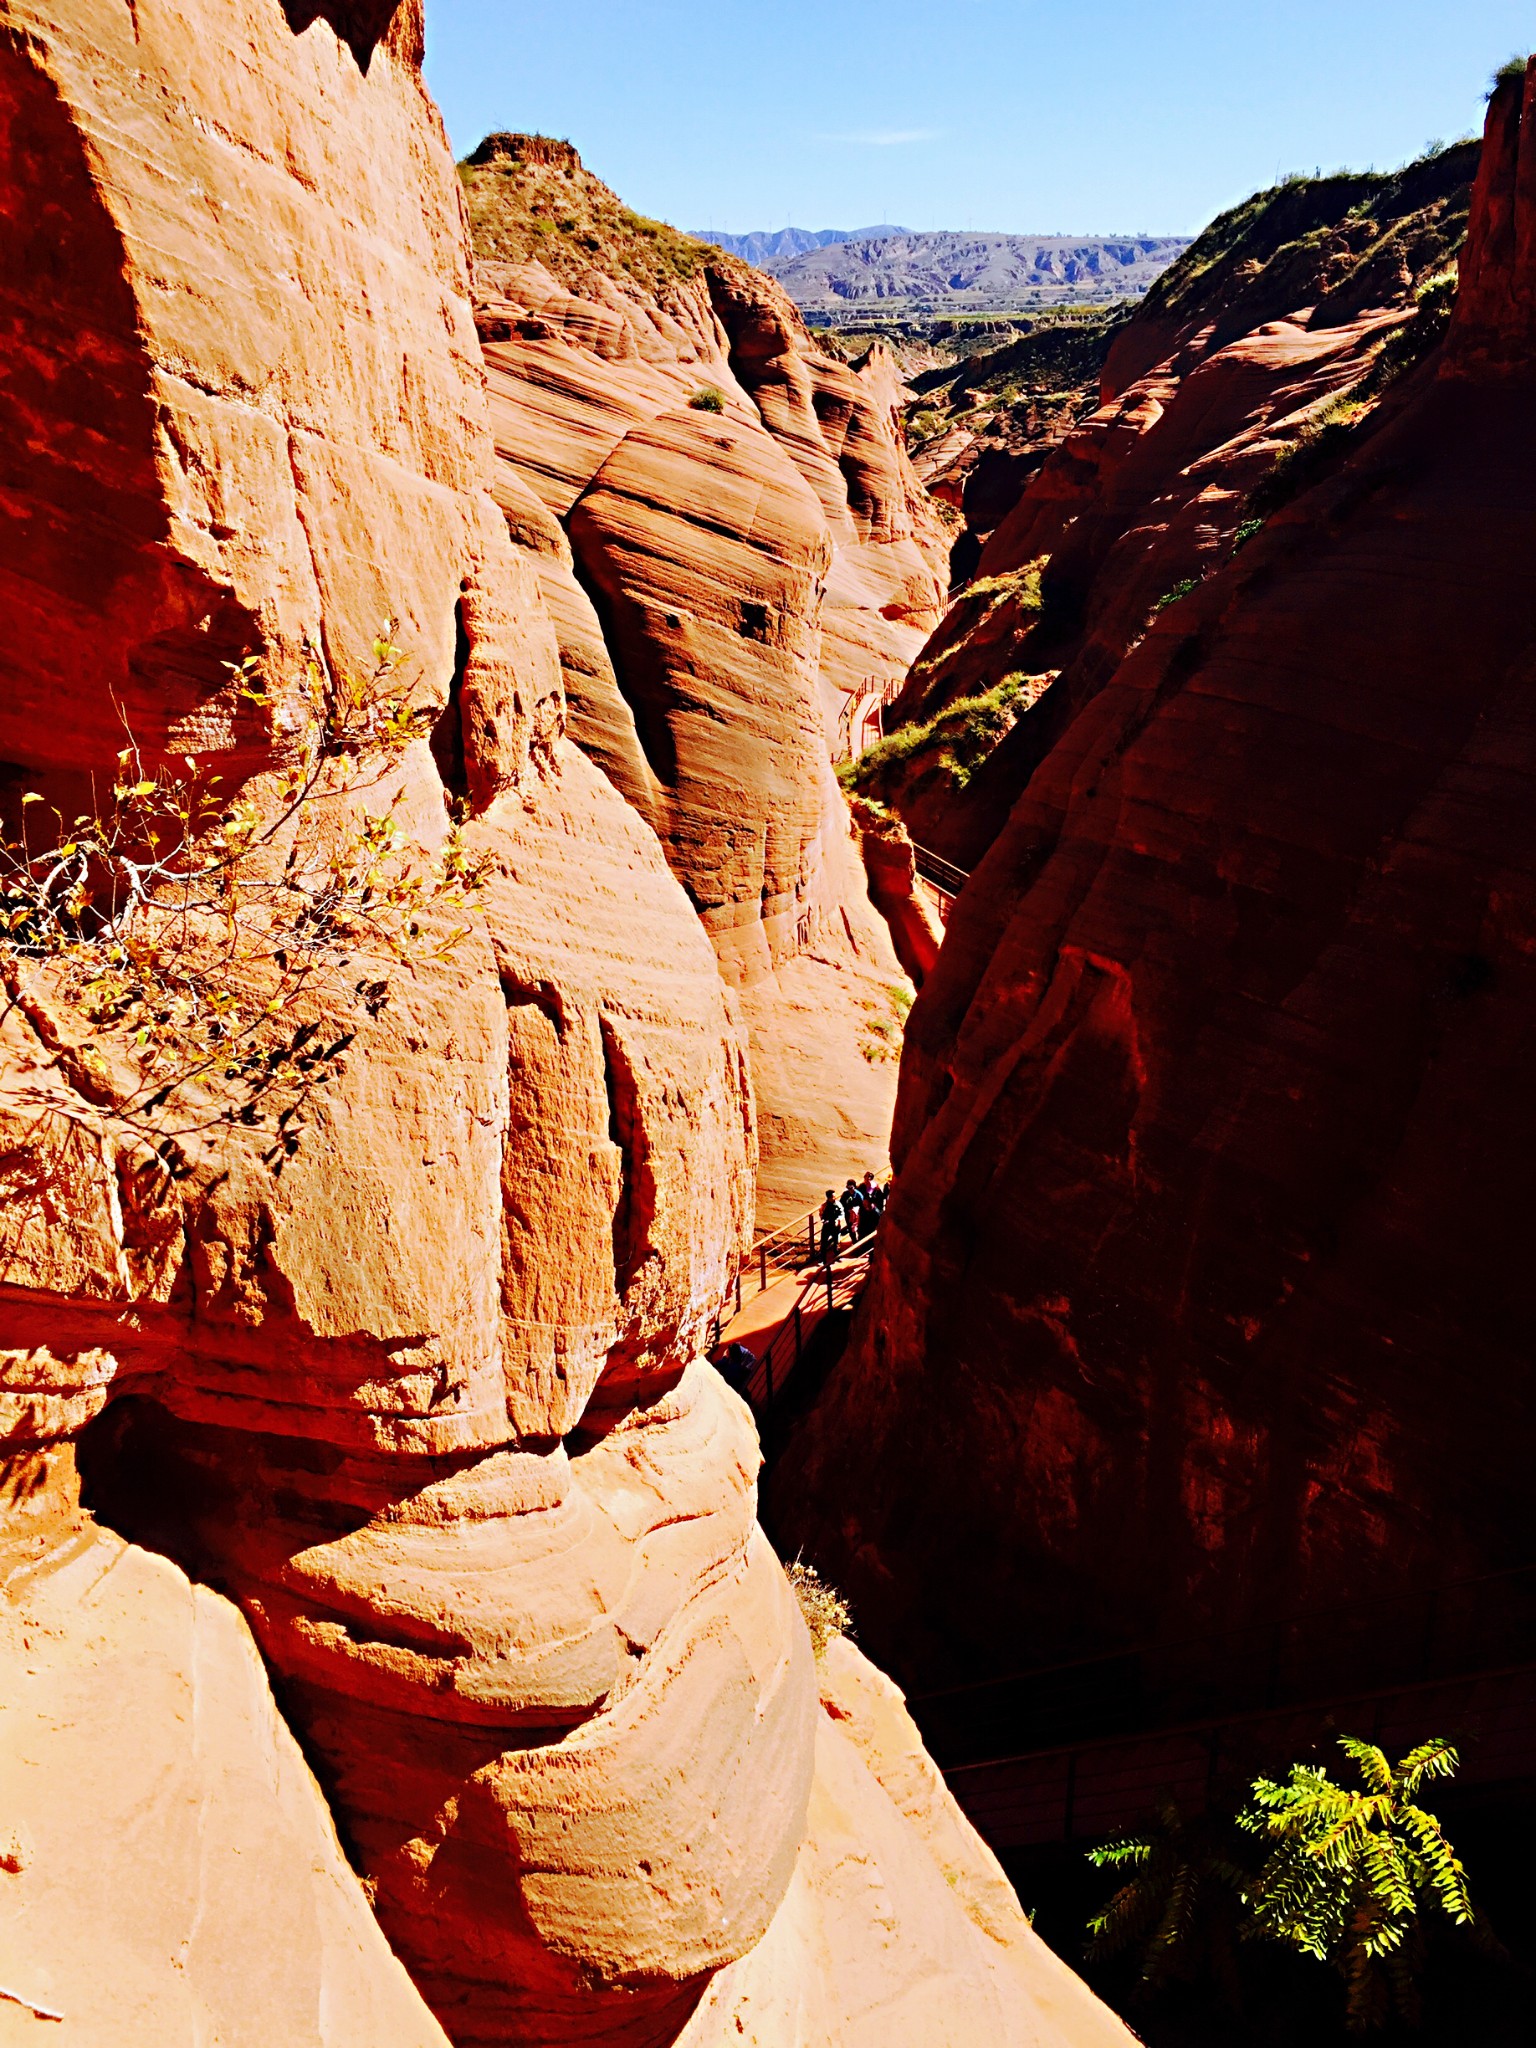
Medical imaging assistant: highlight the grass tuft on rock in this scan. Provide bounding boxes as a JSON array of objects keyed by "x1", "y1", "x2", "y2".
[
  {"x1": 786, "y1": 1559, "x2": 853, "y2": 1658},
  {"x1": 1490, "y1": 55, "x2": 1529, "y2": 97}
]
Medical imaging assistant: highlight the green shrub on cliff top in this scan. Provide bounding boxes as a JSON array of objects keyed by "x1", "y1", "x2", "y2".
[
  {"x1": 458, "y1": 134, "x2": 711, "y2": 297},
  {"x1": 1490, "y1": 55, "x2": 1528, "y2": 95}
]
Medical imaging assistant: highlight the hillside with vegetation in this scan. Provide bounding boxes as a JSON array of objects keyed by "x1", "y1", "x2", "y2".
[
  {"x1": 461, "y1": 130, "x2": 720, "y2": 298},
  {"x1": 837, "y1": 135, "x2": 1484, "y2": 860}
]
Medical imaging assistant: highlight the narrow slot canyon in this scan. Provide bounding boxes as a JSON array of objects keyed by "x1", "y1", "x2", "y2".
[{"x1": 1, "y1": 8, "x2": 1533, "y2": 2047}]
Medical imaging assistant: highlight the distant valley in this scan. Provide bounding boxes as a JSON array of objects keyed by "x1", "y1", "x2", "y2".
[{"x1": 692, "y1": 224, "x2": 1191, "y2": 316}]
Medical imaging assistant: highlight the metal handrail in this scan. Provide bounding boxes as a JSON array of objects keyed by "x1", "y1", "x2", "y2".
[
  {"x1": 724, "y1": 1167, "x2": 893, "y2": 1314},
  {"x1": 911, "y1": 841, "x2": 969, "y2": 896},
  {"x1": 940, "y1": 1658, "x2": 1536, "y2": 1848},
  {"x1": 743, "y1": 1226, "x2": 880, "y2": 1413},
  {"x1": 909, "y1": 1558, "x2": 1536, "y2": 1784},
  {"x1": 837, "y1": 675, "x2": 906, "y2": 762},
  {"x1": 910, "y1": 1558, "x2": 1536, "y2": 1709},
  {"x1": 942, "y1": 1651, "x2": 1536, "y2": 1784}
]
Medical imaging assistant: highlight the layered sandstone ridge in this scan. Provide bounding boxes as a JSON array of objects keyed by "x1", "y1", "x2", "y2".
[
  {"x1": 772, "y1": 68, "x2": 1536, "y2": 1688},
  {"x1": 867, "y1": 140, "x2": 1479, "y2": 868},
  {"x1": 465, "y1": 137, "x2": 950, "y2": 1220},
  {"x1": 0, "y1": 5, "x2": 1127, "y2": 2045}
]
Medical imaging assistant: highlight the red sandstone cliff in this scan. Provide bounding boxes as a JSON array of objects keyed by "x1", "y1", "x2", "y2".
[
  {"x1": 463, "y1": 141, "x2": 950, "y2": 1224},
  {"x1": 852, "y1": 142, "x2": 1480, "y2": 870},
  {"x1": 772, "y1": 66, "x2": 1536, "y2": 1690},
  {"x1": 0, "y1": 4, "x2": 1129, "y2": 2044}
]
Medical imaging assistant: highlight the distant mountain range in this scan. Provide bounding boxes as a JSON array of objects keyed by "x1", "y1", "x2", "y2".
[
  {"x1": 689, "y1": 224, "x2": 908, "y2": 265},
  {"x1": 690, "y1": 226, "x2": 1192, "y2": 315}
]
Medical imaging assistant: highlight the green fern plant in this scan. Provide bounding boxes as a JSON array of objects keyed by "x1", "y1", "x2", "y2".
[
  {"x1": 1241, "y1": 1737, "x2": 1488, "y2": 2030},
  {"x1": 1086, "y1": 1794, "x2": 1251, "y2": 2004}
]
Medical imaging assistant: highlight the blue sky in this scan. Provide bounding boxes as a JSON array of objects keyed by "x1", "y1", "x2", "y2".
[{"x1": 425, "y1": 1, "x2": 1532, "y2": 237}]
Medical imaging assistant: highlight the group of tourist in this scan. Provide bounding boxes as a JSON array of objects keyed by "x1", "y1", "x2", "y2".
[
  {"x1": 711, "y1": 1171, "x2": 892, "y2": 1401},
  {"x1": 818, "y1": 1171, "x2": 888, "y2": 1266}
]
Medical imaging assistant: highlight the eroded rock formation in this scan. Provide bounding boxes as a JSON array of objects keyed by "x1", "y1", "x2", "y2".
[
  {"x1": 463, "y1": 138, "x2": 950, "y2": 1221},
  {"x1": 858, "y1": 140, "x2": 1480, "y2": 870},
  {"x1": 771, "y1": 67, "x2": 1536, "y2": 1689},
  {"x1": 0, "y1": 4, "x2": 1128, "y2": 2043}
]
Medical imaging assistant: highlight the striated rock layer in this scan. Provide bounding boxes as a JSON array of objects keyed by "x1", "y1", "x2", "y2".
[
  {"x1": 0, "y1": 1463, "x2": 451, "y2": 2047},
  {"x1": 0, "y1": 4, "x2": 1130, "y2": 2045},
  {"x1": 464, "y1": 140, "x2": 950, "y2": 1221},
  {"x1": 868, "y1": 140, "x2": 1480, "y2": 871},
  {"x1": 771, "y1": 67, "x2": 1536, "y2": 1688}
]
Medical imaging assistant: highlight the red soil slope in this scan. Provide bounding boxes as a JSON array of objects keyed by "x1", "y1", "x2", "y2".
[{"x1": 857, "y1": 142, "x2": 1479, "y2": 870}]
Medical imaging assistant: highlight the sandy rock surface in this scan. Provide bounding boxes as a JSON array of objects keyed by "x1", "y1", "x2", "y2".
[
  {"x1": 0, "y1": 1473, "x2": 449, "y2": 2048},
  {"x1": 677, "y1": 1637, "x2": 1133, "y2": 2047}
]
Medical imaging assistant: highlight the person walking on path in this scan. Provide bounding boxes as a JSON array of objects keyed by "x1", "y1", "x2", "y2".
[
  {"x1": 818, "y1": 1189, "x2": 843, "y2": 1267},
  {"x1": 860, "y1": 1170, "x2": 885, "y2": 1226},
  {"x1": 715, "y1": 1341, "x2": 756, "y2": 1398},
  {"x1": 841, "y1": 1179, "x2": 865, "y2": 1241}
]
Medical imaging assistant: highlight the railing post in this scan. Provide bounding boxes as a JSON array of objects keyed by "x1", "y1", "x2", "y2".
[
  {"x1": 735, "y1": 1267, "x2": 742, "y2": 1317},
  {"x1": 793, "y1": 1304, "x2": 802, "y2": 1362},
  {"x1": 760, "y1": 1245, "x2": 768, "y2": 1293},
  {"x1": 807, "y1": 1210, "x2": 814, "y2": 1260},
  {"x1": 826, "y1": 1264, "x2": 834, "y2": 1315}
]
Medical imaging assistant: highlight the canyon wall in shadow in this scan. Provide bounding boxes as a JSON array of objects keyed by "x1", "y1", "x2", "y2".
[{"x1": 772, "y1": 68, "x2": 1536, "y2": 1691}]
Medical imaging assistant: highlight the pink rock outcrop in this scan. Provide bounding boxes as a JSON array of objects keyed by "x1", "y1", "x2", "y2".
[
  {"x1": 0, "y1": 5, "x2": 1130, "y2": 2045},
  {"x1": 679, "y1": 1638, "x2": 1133, "y2": 2046},
  {"x1": 0, "y1": 1471, "x2": 450, "y2": 2046}
]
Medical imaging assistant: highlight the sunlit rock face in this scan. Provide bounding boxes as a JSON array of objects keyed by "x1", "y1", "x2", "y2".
[
  {"x1": 874, "y1": 139, "x2": 1480, "y2": 872},
  {"x1": 0, "y1": 5, "x2": 1134, "y2": 2045},
  {"x1": 467, "y1": 159, "x2": 950, "y2": 1223},
  {"x1": 772, "y1": 66, "x2": 1536, "y2": 1691}
]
